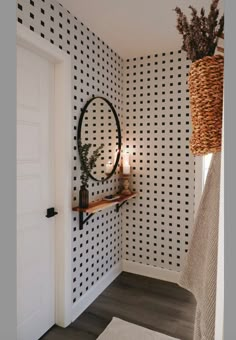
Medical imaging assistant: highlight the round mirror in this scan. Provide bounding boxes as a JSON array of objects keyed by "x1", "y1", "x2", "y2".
[{"x1": 77, "y1": 96, "x2": 121, "y2": 182}]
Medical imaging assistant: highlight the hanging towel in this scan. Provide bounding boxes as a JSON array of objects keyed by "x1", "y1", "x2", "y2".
[{"x1": 179, "y1": 152, "x2": 221, "y2": 340}]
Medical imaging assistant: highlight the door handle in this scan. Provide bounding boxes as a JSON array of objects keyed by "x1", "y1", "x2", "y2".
[{"x1": 46, "y1": 207, "x2": 58, "y2": 218}]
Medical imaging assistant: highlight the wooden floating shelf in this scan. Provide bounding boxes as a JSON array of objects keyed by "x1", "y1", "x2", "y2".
[
  {"x1": 73, "y1": 193, "x2": 138, "y2": 230},
  {"x1": 73, "y1": 193, "x2": 137, "y2": 213}
]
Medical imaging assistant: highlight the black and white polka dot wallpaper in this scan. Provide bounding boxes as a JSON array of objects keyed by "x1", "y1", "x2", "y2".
[
  {"x1": 123, "y1": 52, "x2": 195, "y2": 271},
  {"x1": 17, "y1": 0, "x2": 196, "y2": 306}
]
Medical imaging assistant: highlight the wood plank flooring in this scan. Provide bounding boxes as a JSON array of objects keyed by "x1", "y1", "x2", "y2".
[{"x1": 41, "y1": 272, "x2": 196, "y2": 340}]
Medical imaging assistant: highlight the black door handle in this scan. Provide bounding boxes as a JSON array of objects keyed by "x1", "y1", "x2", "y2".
[{"x1": 46, "y1": 207, "x2": 58, "y2": 218}]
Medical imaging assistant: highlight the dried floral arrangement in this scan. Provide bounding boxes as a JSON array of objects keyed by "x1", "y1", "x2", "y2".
[
  {"x1": 174, "y1": 0, "x2": 224, "y2": 62},
  {"x1": 78, "y1": 140, "x2": 104, "y2": 187}
]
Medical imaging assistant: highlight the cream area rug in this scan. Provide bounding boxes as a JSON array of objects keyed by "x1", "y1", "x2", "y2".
[{"x1": 97, "y1": 317, "x2": 180, "y2": 340}]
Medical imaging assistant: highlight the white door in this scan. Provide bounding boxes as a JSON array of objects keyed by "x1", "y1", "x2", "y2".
[{"x1": 17, "y1": 45, "x2": 55, "y2": 340}]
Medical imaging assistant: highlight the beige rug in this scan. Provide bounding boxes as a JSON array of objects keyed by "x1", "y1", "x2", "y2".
[{"x1": 97, "y1": 317, "x2": 180, "y2": 340}]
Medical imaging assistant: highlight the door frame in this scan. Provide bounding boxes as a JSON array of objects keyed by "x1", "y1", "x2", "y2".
[
  {"x1": 17, "y1": 23, "x2": 72, "y2": 327},
  {"x1": 194, "y1": 156, "x2": 203, "y2": 217}
]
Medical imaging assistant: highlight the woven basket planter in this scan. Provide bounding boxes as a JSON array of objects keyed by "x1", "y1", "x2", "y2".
[{"x1": 188, "y1": 55, "x2": 224, "y2": 156}]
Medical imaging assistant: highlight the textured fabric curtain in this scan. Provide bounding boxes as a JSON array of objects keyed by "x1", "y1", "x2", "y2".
[{"x1": 178, "y1": 152, "x2": 221, "y2": 340}]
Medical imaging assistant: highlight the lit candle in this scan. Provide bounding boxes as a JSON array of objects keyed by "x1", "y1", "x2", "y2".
[
  {"x1": 105, "y1": 161, "x2": 113, "y2": 174},
  {"x1": 123, "y1": 149, "x2": 130, "y2": 165},
  {"x1": 123, "y1": 164, "x2": 130, "y2": 175}
]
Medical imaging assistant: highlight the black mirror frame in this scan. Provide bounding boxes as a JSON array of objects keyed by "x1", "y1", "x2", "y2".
[{"x1": 77, "y1": 96, "x2": 122, "y2": 182}]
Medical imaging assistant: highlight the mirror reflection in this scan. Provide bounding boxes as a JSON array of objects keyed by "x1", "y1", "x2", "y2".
[{"x1": 78, "y1": 96, "x2": 121, "y2": 181}]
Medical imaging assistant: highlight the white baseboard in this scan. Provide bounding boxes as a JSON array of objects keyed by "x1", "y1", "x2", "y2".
[
  {"x1": 122, "y1": 260, "x2": 180, "y2": 284},
  {"x1": 72, "y1": 262, "x2": 122, "y2": 321},
  {"x1": 72, "y1": 260, "x2": 180, "y2": 321}
]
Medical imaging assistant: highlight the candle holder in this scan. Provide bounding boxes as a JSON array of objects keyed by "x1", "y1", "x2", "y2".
[{"x1": 121, "y1": 174, "x2": 131, "y2": 195}]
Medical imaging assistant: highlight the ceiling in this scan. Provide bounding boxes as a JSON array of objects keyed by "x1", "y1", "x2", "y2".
[{"x1": 59, "y1": 0, "x2": 224, "y2": 59}]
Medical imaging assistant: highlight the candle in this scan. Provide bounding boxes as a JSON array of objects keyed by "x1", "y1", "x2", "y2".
[
  {"x1": 105, "y1": 161, "x2": 113, "y2": 174},
  {"x1": 123, "y1": 149, "x2": 130, "y2": 165},
  {"x1": 123, "y1": 164, "x2": 130, "y2": 175}
]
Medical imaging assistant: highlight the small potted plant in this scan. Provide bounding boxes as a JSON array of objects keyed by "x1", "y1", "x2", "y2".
[
  {"x1": 78, "y1": 141, "x2": 104, "y2": 208},
  {"x1": 174, "y1": 0, "x2": 224, "y2": 155}
]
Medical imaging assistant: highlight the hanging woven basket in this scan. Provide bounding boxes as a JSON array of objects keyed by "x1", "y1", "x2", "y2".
[{"x1": 188, "y1": 55, "x2": 224, "y2": 156}]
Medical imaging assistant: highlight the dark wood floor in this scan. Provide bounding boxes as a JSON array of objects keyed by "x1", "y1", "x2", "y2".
[{"x1": 41, "y1": 272, "x2": 196, "y2": 340}]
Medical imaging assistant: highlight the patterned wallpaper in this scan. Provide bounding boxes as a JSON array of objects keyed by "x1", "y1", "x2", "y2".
[
  {"x1": 122, "y1": 52, "x2": 195, "y2": 271},
  {"x1": 17, "y1": 0, "x2": 124, "y2": 306},
  {"x1": 17, "y1": 0, "x2": 196, "y2": 312}
]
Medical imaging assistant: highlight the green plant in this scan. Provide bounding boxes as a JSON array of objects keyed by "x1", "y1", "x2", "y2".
[
  {"x1": 174, "y1": 0, "x2": 224, "y2": 62},
  {"x1": 78, "y1": 140, "x2": 104, "y2": 187}
]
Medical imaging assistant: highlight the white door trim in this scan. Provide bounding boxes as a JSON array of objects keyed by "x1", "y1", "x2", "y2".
[
  {"x1": 194, "y1": 156, "x2": 203, "y2": 217},
  {"x1": 17, "y1": 23, "x2": 72, "y2": 327}
]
